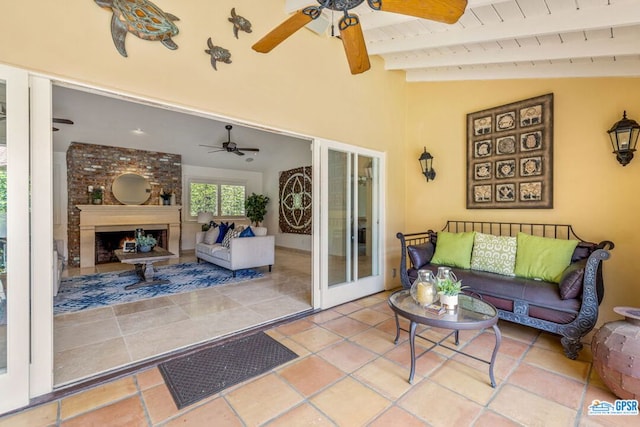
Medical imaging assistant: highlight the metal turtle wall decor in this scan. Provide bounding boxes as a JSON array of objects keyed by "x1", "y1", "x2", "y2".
[
  {"x1": 228, "y1": 8, "x2": 252, "y2": 39},
  {"x1": 204, "y1": 38, "x2": 232, "y2": 71},
  {"x1": 94, "y1": 0, "x2": 180, "y2": 57}
]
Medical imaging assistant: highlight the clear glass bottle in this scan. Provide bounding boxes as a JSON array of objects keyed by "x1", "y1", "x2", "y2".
[{"x1": 410, "y1": 269, "x2": 438, "y2": 306}]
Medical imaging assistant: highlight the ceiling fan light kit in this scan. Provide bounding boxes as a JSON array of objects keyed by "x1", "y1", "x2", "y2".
[{"x1": 252, "y1": 0, "x2": 467, "y2": 75}]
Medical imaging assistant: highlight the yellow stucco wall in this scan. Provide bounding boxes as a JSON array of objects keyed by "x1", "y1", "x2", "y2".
[
  {"x1": 0, "y1": 0, "x2": 408, "y2": 286},
  {"x1": 405, "y1": 78, "x2": 640, "y2": 324},
  {"x1": 1, "y1": 1, "x2": 638, "y2": 325}
]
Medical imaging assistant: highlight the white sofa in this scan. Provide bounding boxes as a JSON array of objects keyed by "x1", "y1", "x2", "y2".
[{"x1": 195, "y1": 226, "x2": 274, "y2": 277}]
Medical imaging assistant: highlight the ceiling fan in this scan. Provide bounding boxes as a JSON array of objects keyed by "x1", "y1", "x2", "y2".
[
  {"x1": 200, "y1": 125, "x2": 260, "y2": 156},
  {"x1": 252, "y1": 0, "x2": 468, "y2": 75},
  {"x1": 52, "y1": 118, "x2": 74, "y2": 132},
  {"x1": 1, "y1": 102, "x2": 73, "y2": 131}
]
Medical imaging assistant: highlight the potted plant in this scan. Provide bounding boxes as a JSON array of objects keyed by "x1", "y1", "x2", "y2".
[
  {"x1": 245, "y1": 193, "x2": 270, "y2": 226},
  {"x1": 91, "y1": 186, "x2": 104, "y2": 204},
  {"x1": 136, "y1": 234, "x2": 157, "y2": 253},
  {"x1": 160, "y1": 189, "x2": 172, "y2": 205},
  {"x1": 437, "y1": 278, "x2": 467, "y2": 311}
]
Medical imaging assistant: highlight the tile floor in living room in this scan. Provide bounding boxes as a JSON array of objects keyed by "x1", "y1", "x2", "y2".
[
  {"x1": 53, "y1": 248, "x2": 313, "y2": 386},
  {"x1": 2, "y1": 290, "x2": 632, "y2": 426}
]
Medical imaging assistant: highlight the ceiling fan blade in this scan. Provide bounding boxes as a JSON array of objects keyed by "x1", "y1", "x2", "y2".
[
  {"x1": 199, "y1": 144, "x2": 222, "y2": 149},
  {"x1": 238, "y1": 148, "x2": 260, "y2": 152},
  {"x1": 252, "y1": 9, "x2": 315, "y2": 53},
  {"x1": 52, "y1": 127, "x2": 59, "y2": 132},
  {"x1": 52, "y1": 118, "x2": 74, "y2": 125},
  {"x1": 378, "y1": 0, "x2": 467, "y2": 24},
  {"x1": 339, "y1": 16, "x2": 371, "y2": 75},
  {"x1": 233, "y1": 150, "x2": 245, "y2": 156}
]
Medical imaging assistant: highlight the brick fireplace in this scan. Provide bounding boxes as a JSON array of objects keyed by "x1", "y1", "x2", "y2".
[{"x1": 78, "y1": 205, "x2": 181, "y2": 268}]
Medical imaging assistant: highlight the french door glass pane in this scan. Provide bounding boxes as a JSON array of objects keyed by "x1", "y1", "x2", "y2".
[
  {"x1": 328, "y1": 150, "x2": 348, "y2": 286},
  {"x1": 0, "y1": 81, "x2": 6, "y2": 374},
  {"x1": 357, "y1": 155, "x2": 373, "y2": 279}
]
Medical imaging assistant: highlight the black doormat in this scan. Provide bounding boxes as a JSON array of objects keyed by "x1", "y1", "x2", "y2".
[{"x1": 158, "y1": 332, "x2": 298, "y2": 409}]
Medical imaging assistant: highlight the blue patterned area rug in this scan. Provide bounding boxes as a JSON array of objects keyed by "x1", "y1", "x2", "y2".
[{"x1": 54, "y1": 262, "x2": 263, "y2": 315}]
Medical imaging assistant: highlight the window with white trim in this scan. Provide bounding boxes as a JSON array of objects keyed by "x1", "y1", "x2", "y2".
[{"x1": 188, "y1": 179, "x2": 246, "y2": 219}]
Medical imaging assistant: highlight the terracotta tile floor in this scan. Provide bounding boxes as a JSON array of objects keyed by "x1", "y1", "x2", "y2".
[{"x1": 1, "y1": 291, "x2": 632, "y2": 426}]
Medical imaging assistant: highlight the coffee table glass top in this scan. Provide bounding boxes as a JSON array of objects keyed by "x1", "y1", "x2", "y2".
[{"x1": 389, "y1": 289, "x2": 497, "y2": 326}]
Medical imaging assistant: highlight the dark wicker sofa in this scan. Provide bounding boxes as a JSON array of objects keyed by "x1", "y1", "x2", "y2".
[{"x1": 397, "y1": 220, "x2": 614, "y2": 359}]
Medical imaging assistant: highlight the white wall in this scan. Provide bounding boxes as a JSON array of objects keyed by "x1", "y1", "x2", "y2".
[{"x1": 262, "y1": 140, "x2": 312, "y2": 252}]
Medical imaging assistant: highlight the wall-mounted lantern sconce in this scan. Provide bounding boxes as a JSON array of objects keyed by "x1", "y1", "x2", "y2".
[
  {"x1": 418, "y1": 147, "x2": 436, "y2": 181},
  {"x1": 607, "y1": 111, "x2": 640, "y2": 166}
]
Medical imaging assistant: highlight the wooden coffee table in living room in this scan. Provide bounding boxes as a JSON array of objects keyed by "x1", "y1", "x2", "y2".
[{"x1": 114, "y1": 247, "x2": 177, "y2": 290}]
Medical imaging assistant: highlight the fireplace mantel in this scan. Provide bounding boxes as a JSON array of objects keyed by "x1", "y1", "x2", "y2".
[{"x1": 77, "y1": 205, "x2": 181, "y2": 268}]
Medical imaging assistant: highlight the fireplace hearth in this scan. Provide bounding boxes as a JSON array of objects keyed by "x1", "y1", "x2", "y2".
[
  {"x1": 95, "y1": 229, "x2": 168, "y2": 264},
  {"x1": 77, "y1": 205, "x2": 181, "y2": 268}
]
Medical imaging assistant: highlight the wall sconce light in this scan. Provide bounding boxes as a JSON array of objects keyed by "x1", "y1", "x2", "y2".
[
  {"x1": 607, "y1": 111, "x2": 640, "y2": 166},
  {"x1": 418, "y1": 147, "x2": 436, "y2": 181}
]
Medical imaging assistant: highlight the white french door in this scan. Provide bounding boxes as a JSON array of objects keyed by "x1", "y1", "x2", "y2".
[
  {"x1": 0, "y1": 64, "x2": 31, "y2": 413},
  {"x1": 316, "y1": 139, "x2": 385, "y2": 308}
]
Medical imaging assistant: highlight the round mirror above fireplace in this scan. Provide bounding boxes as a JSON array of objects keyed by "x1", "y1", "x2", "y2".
[{"x1": 112, "y1": 173, "x2": 151, "y2": 205}]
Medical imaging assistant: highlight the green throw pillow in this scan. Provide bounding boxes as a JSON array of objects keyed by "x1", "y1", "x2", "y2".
[
  {"x1": 431, "y1": 231, "x2": 476, "y2": 269},
  {"x1": 470, "y1": 233, "x2": 517, "y2": 276},
  {"x1": 514, "y1": 232, "x2": 579, "y2": 283}
]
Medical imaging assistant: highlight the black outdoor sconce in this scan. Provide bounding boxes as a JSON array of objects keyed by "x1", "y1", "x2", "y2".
[
  {"x1": 419, "y1": 147, "x2": 436, "y2": 181},
  {"x1": 607, "y1": 111, "x2": 640, "y2": 166}
]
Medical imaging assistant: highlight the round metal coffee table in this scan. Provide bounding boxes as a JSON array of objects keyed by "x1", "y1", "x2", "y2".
[{"x1": 388, "y1": 289, "x2": 501, "y2": 386}]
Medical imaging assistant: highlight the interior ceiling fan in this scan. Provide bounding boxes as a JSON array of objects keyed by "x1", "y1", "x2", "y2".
[
  {"x1": 252, "y1": 0, "x2": 468, "y2": 75},
  {"x1": 200, "y1": 125, "x2": 260, "y2": 156},
  {"x1": 1, "y1": 102, "x2": 73, "y2": 131},
  {"x1": 52, "y1": 118, "x2": 74, "y2": 132}
]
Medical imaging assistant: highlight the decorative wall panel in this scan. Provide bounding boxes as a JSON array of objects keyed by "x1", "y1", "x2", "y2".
[
  {"x1": 279, "y1": 166, "x2": 312, "y2": 235},
  {"x1": 466, "y1": 93, "x2": 553, "y2": 209}
]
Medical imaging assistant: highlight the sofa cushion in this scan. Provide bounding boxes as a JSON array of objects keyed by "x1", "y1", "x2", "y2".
[
  {"x1": 407, "y1": 242, "x2": 434, "y2": 269},
  {"x1": 417, "y1": 265, "x2": 581, "y2": 319},
  {"x1": 571, "y1": 241, "x2": 597, "y2": 262},
  {"x1": 558, "y1": 260, "x2": 585, "y2": 300},
  {"x1": 215, "y1": 222, "x2": 231, "y2": 244},
  {"x1": 471, "y1": 233, "x2": 517, "y2": 276},
  {"x1": 431, "y1": 231, "x2": 476, "y2": 269},
  {"x1": 239, "y1": 226, "x2": 255, "y2": 237},
  {"x1": 195, "y1": 242, "x2": 225, "y2": 257},
  {"x1": 211, "y1": 247, "x2": 231, "y2": 261},
  {"x1": 514, "y1": 233, "x2": 579, "y2": 283},
  {"x1": 222, "y1": 227, "x2": 243, "y2": 248},
  {"x1": 203, "y1": 227, "x2": 220, "y2": 245}
]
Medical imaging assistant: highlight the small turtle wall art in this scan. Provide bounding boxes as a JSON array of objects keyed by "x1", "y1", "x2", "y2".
[
  {"x1": 94, "y1": 0, "x2": 180, "y2": 57},
  {"x1": 204, "y1": 38, "x2": 232, "y2": 71},
  {"x1": 228, "y1": 8, "x2": 252, "y2": 39}
]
